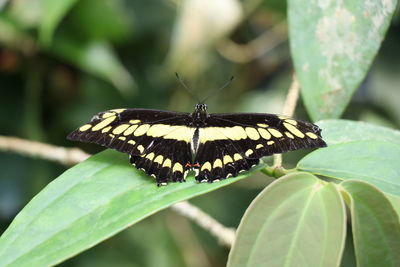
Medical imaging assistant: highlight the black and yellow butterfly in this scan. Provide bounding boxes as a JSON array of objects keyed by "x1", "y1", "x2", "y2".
[{"x1": 67, "y1": 104, "x2": 326, "y2": 185}]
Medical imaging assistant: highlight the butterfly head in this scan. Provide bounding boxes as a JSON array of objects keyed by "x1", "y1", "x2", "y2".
[
  {"x1": 195, "y1": 103, "x2": 208, "y2": 112},
  {"x1": 193, "y1": 103, "x2": 208, "y2": 125}
]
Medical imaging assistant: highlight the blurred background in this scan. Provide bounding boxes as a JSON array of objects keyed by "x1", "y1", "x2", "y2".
[{"x1": 0, "y1": 0, "x2": 399, "y2": 266}]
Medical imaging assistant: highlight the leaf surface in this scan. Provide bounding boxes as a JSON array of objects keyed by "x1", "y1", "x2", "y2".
[
  {"x1": 298, "y1": 140, "x2": 400, "y2": 196},
  {"x1": 317, "y1": 119, "x2": 400, "y2": 146},
  {"x1": 341, "y1": 180, "x2": 400, "y2": 267},
  {"x1": 228, "y1": 172, "x2": 346, "y2": 267},
  {"x1": 289, "y1": 0, "x2": 397, "y2": 120},
  {"x1": 0, "y1": 150, "x2": 256, "y2": 267}
]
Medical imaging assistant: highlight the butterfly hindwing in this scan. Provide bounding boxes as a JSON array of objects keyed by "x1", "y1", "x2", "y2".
[
  {"x1": 194, "y1": 139, "x2": 259, "y2": 182},
  {"x1": 129, "y1": 139, "x2": 191, "y2": 185}
]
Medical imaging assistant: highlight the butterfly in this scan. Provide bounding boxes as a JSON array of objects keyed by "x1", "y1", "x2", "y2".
[{"x1": 67, "y1": 104, "x2": 326, "y2": 185}]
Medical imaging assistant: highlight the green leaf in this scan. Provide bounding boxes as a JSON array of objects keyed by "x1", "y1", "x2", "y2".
[
  {"x1": 298, "y1": 140, "x2": 400, "y2": 196},
  {"x1": 50, "y1": 39, "x2": 136, "y2": 94},
  {"x1": 386, "y1": 194, "x2": 400, "y2": 218},
  {"x1": 0, "y1": 150, "x2": 257, "y2": 267},
  {"x1": 66, "y1": 0, "x2": 130, "y2": 43},
  {"x1": 341, "y1": 180, "x2": 400, "y2": 267},
  {"x1": 317, "y1": 119, "x2": 400, "y2": 146},
  {"x1": 39, "y1": 0, "x2": 79, "y2": 46},
  {"x1": 288, "y1": 0, "x2": 397, "y2": 120},
  {"x1": 227, "y1": 172, "x2": 346, "y2": 267}
]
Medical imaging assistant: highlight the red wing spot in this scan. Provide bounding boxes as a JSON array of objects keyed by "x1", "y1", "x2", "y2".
[{"x1": 185, "y1": 163, "x2": 201, "y2": 168}]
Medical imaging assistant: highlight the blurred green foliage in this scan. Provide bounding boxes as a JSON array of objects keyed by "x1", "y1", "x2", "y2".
[{"x1": 0, "y1": 0, "x2": 399, "y2": 266}]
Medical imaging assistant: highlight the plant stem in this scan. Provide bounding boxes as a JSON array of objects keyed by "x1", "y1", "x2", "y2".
[{"x1": 273, "y1": 73, "x2": 300, "y2": 168}]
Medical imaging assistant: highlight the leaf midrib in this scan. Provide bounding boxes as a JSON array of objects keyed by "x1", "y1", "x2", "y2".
[
  {"x1": 283, "y1": 187, "x2": 318, "y2": 267},
  {"x1": 245, "y1": 185, "x2": 316, "y2": 266}
]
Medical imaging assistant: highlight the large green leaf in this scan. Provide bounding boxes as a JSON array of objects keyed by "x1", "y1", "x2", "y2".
[
  {"x1": 227, "y1": 172, "x2": 346, "y2": 267},
  {"x1": 341, "y1": 180, "x2": 400, "y2": 267},
  {"x1": 289, "y1": 0, "x2": 397, "y2": 120},
  {"x1": 317, "y1": 119, "x2": 400, "y2": 146},
  {"x1": 39, "y1": 0, "x2": 80, "y2": 46},
  {"x1": 298, "y1": 140, "x2": 400, "y2": 196},
  {"x1": 0, "y1": 150, "x2": 257, "y2": 267}
]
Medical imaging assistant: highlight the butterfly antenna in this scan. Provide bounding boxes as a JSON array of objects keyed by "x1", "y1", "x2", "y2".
[
  {"x1": 175, "y1": 73, "x2": 201, "y2": 103},
  {"x1": 200, "y1": 76, "x2": 234, "y2": 104}
]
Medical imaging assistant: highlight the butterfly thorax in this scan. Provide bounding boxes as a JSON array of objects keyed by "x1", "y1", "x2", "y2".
[{"x1": 192, "y1": 104, "x2": 209, "y2": 127}]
